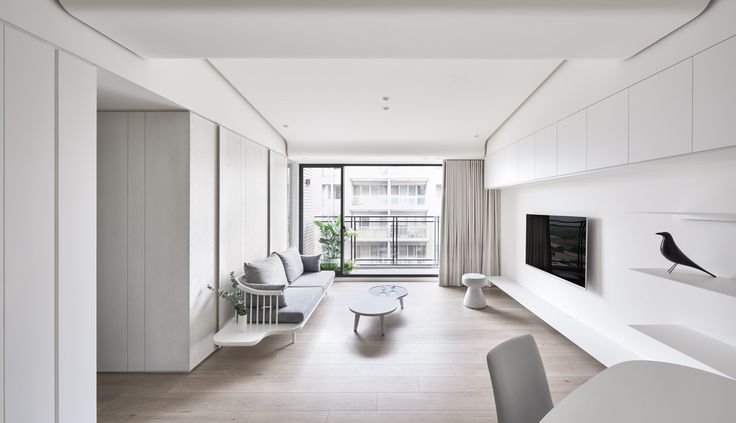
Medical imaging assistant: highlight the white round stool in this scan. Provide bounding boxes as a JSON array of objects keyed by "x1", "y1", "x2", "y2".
[{"x1": 462, "y1": 273, "x2": 488, "y2": 309}]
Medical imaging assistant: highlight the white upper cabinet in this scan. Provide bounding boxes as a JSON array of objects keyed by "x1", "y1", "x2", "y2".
[
  {"x1": 518, "y1": 135, "x2": 536, "y2": 182},
  {"x1": 534, "y1": 125, "x2": 557, "y2": 178},
  {"x1": 693, "y1": 36, "x2": 736, "y2": 152},
  {"x1": 629, "y1": 59, "x2": 693, "y2": 163},
  {"x1": 485, "y1": 150, "x2": 503, "y2": 188},
  {"x1": 557, "y1": 110, "x2": 587, "y2": 175},
  {"x1": 587, "y1": 90, "x2": 629, "y2": 170},
  {"x1": 504, "y1": 142, "x2": 519, "y2": 185}
]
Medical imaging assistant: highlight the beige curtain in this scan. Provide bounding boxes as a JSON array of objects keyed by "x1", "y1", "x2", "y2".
[{"x1": 439, "y1": 159, "x2": 500, "y2": 287}]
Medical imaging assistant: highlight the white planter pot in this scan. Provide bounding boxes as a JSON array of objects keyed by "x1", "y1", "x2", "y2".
[{"x1": 236, "y1": 314, "x2": 248, "y2": 332}]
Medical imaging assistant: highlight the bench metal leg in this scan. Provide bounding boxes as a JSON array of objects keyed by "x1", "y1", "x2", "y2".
[
  {"x1": 353, "y1": 313, "x2": 360, "y2": 332},
  {"x1": 380, "y1": 315, "x2": 385, "y2": 336},
  {"x1": 291, "y1": 333, "x2": 296, "y2": 344},
  {"x1": 399, "y1": 297, "x2": 404, "y2": 310}
]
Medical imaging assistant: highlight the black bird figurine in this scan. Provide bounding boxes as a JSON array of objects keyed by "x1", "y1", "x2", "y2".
[{"x1": 656, "y1": 232, "x2": 716, "y2": 277}]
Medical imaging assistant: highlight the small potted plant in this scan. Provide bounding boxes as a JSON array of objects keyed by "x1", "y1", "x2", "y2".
[
  {"x1": 208, "y1": 272, "x2": 248, "y2": 331},
  {"x1": 342, "y1": 259, "x2": 357, "y2": 275}
]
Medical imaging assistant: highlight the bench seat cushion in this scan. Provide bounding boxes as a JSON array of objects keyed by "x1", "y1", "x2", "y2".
[
  {"x1": 276, "y1": 286, "x2": 324, "y2": 323},
  {"x1": 291, "y1": 270, "x2": 335, "y2": 292}
]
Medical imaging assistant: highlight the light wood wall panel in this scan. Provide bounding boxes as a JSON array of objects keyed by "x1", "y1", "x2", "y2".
[
  {"x1": 269, "y1": 151, "x2": 290, "y2": 252},
  {"x1": 4, "y1": 26, "x2": 56, "y2": 423},
  {"x1": 97, "y1": 113, "x2": 129, "y2": 371},
  {"x1": 57, "y1": 51, "x2": 97, "y2": 423},
  {"x1": 245, "y1": 140, "x2": 270, "y2": 259},
  {"x1": 218, "y1": 127, "x2": 245, "y2": 326},
  {"x1": 126, "y1": 112, "x2": 146, "y2": 371},
  {"x1": 144, "y1": 112, "x2": 191, "y2": 371},
  {"x1": 188, "y1": 114, "x2": 218, "y2": 369}
]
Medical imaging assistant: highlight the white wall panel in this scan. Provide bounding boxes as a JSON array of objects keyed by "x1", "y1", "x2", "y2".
[
  {"x1": 188, "y1": 114, "x2": 218, "y2": 369},
  {"x1": 97, "y1": 113, "x2": 129, "y2": 371},
  {"x1": 629, "y1": 59, "x2": 693, "y2": 163},
  {"x1": 4, "y1": 26, "x2": 55, "y2": 423},
  {"x1": 57, "y1": 51, "x2": 97, "y2": 423},
  {"x1": 245, "y1": 140, "x2": 270, "y2": 259},
  {"x1": 145, "y1": 112, "x2": 191, "y2": 371},
  {"x1": 518, "y1": 135, "x2": 536, "y2": 182},
  {"x1": 587, "y1": 90, "x2": 629, "y2": 170},
  {"x1": 218, "y1": 127, "x2": 244, "y2": 326},
  {"x1": 534, "y1": 125, "x2": 557, "y2": 178},
  {"x1": 126, "y1": 112, "x2": 146, "y2": 371},
  {"x1": 557, "y1": 110, "x2": 587, "y2": 175},
  {"x1": 693, "y1": 36, "x2": 736, "y2": 152},
  {"x1": 269, "y1": 152, "x2": 290, "y2": 252}
]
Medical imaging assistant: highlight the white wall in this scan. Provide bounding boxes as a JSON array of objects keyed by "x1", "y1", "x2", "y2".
[
  {"x1": 0, "y1": 1, "x2": 286, "y2": 155},
  {"x1": 486, "y1": 0, "x2": 736, "y2": 369},
  {"x1": 57, "y1": 51, "x2": 97, "y2": 423},
  {"x1": 2, "y1": 24, "x2": 97, "y2": 423},
  {"x1": 499, "y1": 153, "x2": 736, "y2": 365}
]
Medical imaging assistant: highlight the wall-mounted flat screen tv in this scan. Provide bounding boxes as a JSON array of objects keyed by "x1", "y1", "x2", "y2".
[{"x1": 526, "y1": 214, "x2": 587, "y2": 288}]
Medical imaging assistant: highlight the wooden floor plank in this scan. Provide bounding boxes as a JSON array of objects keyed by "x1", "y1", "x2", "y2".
[{"x1": 98, "y1": 282, "x2": 604, "y2": 422}]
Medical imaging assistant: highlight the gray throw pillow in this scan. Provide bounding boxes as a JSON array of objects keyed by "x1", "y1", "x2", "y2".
[
  {"x1": 301, "y1": 254, "x2": 321, "y2": 272},
  {"x1": 243, "y1": 282, "x2": 287, "y2": 308},
  {"x1": 243, "y1": 254, "x2": 288, "y2": 286},
  {"x1": 275, "y1": 247, "x2": 304, "y2": 283}
]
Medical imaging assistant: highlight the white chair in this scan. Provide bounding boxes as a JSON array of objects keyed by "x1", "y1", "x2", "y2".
[{"x1": 486, "y1": 334, "x2": 554, "y2": 423}]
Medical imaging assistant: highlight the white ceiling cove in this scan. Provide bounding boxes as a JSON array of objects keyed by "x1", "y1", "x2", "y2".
[
  {"x1": 59, "y1": 0, "x2": 709, "y2": 59},
  {"x1": 59, "y1": 0, "x2": 709, "y2": 159},
  {"x1": 210, "y1": 59, "x2": 560, "y2": 158}
]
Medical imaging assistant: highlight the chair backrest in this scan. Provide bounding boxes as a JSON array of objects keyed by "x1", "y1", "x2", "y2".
[{"x1": 486, "y1": 335, "x2": 553, "y2": 423}]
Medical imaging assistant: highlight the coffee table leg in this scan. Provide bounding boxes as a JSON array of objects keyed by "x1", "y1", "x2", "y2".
[
  {"x1": 399, "y1": 297, "x2": 404, "y2": 310},
  {"x1": 353, "y1": 313, "x2": 360, "y2": 332},
  {"x1": 380, "y1": 315, "x2": 385, "y2": 336}
]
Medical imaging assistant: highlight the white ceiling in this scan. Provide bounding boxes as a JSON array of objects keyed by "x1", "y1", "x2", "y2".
[
  {"x1": 60, "y1": 0, "x2": 709, "y2": 59},
  {"x1": 62, "y1": 0, "x2": 709, "y2": 159},
  {"x1": 98, "y1": 69, "x2": 183, "y2": 111},
  {"x1": 211, "y1": 59, "x2": 560, "y2": 158}
]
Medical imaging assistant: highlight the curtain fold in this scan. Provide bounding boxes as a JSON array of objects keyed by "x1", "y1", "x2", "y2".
[{"x1": 439, "y1": 159, "x2": 500, "y2": 287}]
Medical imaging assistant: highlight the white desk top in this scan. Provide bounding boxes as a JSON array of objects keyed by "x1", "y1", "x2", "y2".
[{"x1": 542, "y1": 360, "x2": 736, "y2": 423}]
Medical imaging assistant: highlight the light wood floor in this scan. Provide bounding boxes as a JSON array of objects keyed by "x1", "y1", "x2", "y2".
[{"x1": 98, "y1": 281, "x2": 604, "y2": 422}]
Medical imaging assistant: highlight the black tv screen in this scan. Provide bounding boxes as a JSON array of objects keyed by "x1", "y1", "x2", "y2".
[{"x1": 526, "y1": 214, "x2": 587, "y2": 288}]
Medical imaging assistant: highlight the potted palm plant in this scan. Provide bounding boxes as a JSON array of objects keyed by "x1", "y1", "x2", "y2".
[{"x1": 314, "y1": 217, "x2": 358, "y2": 273}]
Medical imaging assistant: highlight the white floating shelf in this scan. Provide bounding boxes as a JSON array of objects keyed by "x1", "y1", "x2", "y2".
[
  {"x1": 631, "y1": 324, "x2": 736, "y2": 379},
  {"x1": 632, "y1": 211, "x2": 736, "y2": 222},
  {"x1": 632, "y1": 268, "x2": 736, "y2": 298}
]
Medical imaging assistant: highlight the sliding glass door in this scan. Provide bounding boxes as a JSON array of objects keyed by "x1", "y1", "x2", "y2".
[{"x1": 300, "y1": 164, "x2": 442, "y2": 277}]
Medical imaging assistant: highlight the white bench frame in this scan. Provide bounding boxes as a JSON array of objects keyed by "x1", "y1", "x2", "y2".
[{"x1": 213, "y1": 274, "x2": 329, "y2": 347}]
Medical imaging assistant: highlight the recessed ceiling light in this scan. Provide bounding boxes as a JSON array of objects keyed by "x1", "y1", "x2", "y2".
[
  {"x1": 382, "y1": 96, "x2": 390, "y2": 101},
  {"x1": 474, "y1": 134, "x2": 480, "y2": 138},
  {"x1": 383, "y1": 106, "x2": 390, "y2": 110},
  {"x1": 282, "y1": 124, "x2": 289, "y2": 128}
]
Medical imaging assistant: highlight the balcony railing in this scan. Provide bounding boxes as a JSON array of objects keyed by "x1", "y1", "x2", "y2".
[{"x1": 314, "y1": 215, "x2": 440, "y2": 269}]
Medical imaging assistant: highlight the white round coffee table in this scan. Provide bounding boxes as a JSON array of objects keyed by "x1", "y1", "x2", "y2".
[
  {"x1": 462, "y1": 273, "x2": 488, "y2": 309},
  {"x1": 349, "y1": 296, "x2": 398, "y2": 335},
  {"x1": 368, "y1": 284, "x2": 408, "y2": 310}
]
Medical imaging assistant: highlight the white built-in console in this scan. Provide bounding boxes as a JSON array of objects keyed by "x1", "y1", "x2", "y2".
[
  {"x1": 630, "y1": 324, "x2": 736, "y2": 379},
  {"x1": 490, "y1": 276, "x2": 736, "y2": 380}
]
